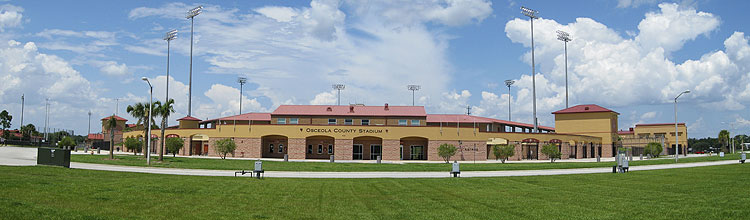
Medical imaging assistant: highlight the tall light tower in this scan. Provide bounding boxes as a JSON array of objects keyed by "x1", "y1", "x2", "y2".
[
  {"x1": 164, "y1": 29, "x2": 177, "y2": 116},
  {"x1": 674, "y1": 90, "x2": 690, "y2": 162},
  {"x1": 407, "y1": 85, "x2": 421, "y2": 106},
  {"x1": 238, "y1": 77, "x2": 247, "y2": 114},
  {"x1": 20, "y1": 94, "x2": 24, "y2": 128},
  {"x1": 557, "y1": 30, "x2": 572, "y2": 108},
  {"x1": 332, "y1": 84, "x2": 345, "y2": 105},
  {"x1": 44, "y1": 98, "x2": 49, "y2": 142},
  {"x1": 142, "y1": 77, "x2": 154, "y2": 166},
  {"x1": 186, "y1": 5, "x2": 202, "y2": 117},
  {"x1": 87, "y1": 111, "x2": 92, "y2": 136},
  {"x1": 521, "y1": 6, "x2": 539, "y2": 133},
  {"x1": 505, "y1": 80, "x2": 515, "y2": 121}
]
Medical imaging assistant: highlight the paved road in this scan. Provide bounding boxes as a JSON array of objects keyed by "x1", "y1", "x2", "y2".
[{"x1": 1, "y1": 146, "x2": 743, "y2": 178}]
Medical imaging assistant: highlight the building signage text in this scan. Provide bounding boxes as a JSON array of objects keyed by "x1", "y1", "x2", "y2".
[{"x1": 303, "y1": 128, "x2": 386, "y2": 134}]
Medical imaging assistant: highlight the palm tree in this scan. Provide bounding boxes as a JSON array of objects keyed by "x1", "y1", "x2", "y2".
[
  {"x1": 155, "y1": 99, "x2": 175, "y2": 161},
  {"x1": 104, "y1": 116, "x2": 118, "y2": 160},
  {"x1": 126, "y1": 103, "x2": 145, "y2": 155},
  {"x1": 718, "y1": 130, "x2": 730, "y2": 153}
]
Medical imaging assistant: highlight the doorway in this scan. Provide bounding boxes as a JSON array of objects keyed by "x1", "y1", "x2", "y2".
[
  {"x1": 410, "y1": 145, "x2": 425, "y2": 160},
  {"x1": 370, "y1": 144, "x2": 382, "y2": 160},
  {"x1": 353, "y1": 144, "x2": 363, "y2": 160}
]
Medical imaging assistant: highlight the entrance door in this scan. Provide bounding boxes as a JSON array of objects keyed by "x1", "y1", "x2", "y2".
[
  {"x1": 526, "y1": 145, "x2": 538, "y2": 160},
  {"x1": 370, "y1": 144, "x2": 382, "y2": 160},
  {"x1": 203, "y1": 144, "x2": 209, "y2": 156},
  {"x1": 400, "y1": 145, "x2": 403, "y2": 160},
  {"x1": 410, "y1": 146, "x2": 424, "y2": 160},
  {"x1": 353, "y1": 144, "x2": 363, "y2": 160}
]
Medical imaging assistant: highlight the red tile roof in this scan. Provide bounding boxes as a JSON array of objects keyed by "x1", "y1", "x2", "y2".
[
  {"x1": 126, "y1": 124, "x2": 137, "y2": 128},
  {"x1": 177, "y1": 116, "x2": 202, "y2": 121},
  {"x1": 272, "y1": 105, "x2": 426, "y2": 117},
  {"x1": 101, "y1": 115, "x2": 127, "y2": 121},
  {"x1": 87, "y1": 133, "x2": 104, "y2": 140},
  {"x1": 636, "y1": 123, "x2": 686, "y2": 126},
  {"x1": 426, "y1": 114, "x2": 554, "y2": 131},
  {"x1": 204, "y1": 113, "x2": 271, "y2": 122},
  {"x1": 617, "y1": 130, "x2": 634, "y2": 135},
  {"x1": 552, "y1": 104, "x2": 618, "y2": 115}
]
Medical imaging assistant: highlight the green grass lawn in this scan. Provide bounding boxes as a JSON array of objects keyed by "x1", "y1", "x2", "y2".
[
  {"x1": 0, "y1": 164, "x2": 748, "y2": 219},
  {"x1": 69, "y1": 153, "x2": 743, "y2": 172}
]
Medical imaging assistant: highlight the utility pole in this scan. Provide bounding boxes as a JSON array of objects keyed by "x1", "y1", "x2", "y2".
[{"x1": 20, "y1": 94, "x2": 24, "y2": 128}]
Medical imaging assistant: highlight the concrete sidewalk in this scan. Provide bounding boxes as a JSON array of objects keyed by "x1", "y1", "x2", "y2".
[{"x1": 2, "y1": 146, "x2": 742, "y2": 178}]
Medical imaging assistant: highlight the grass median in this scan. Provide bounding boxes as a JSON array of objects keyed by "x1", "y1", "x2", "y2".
[
  {"x1": 0, "y1": 164, "x2": 748, "y2": 219},
  {"x1": 70, "y1": 153, "x2": 742, "y2": 172}
]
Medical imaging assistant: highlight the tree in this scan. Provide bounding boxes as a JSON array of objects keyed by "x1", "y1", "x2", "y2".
[
  {"x1": 492, "y1": 144, "x2": 515, "y2": 163},
  {"x1": 438, "y1": 143, "x2": 457, "y2": 163},
  {"x1": 104, "y1": 116, "x2": 118, "y2": 160},
  {"x1": 127, "y1": 102, "x2": 156, "y2": 158},
  {"x1": 644, "y1": 142, "x2": 663, "y2": 158},
  {"x1": 154, "y1": 99, "x2": 175, "y2": 162},
  {"x1": 0, "y1": 110, "x2": 12, "y2": 146},
  {"x1": 166, "y1": 137, "x2": 184, "y2": 157},
  {"x1": 214, "y1": 138, "x2": 236, "y2": 159},
  {"x1": 57, "y1": 136, "x2": 76, "y2": 150},
  {"x1": 718, "y1": 130, "x2": 730, "y2": 153},
  {"x1": 20, "y1": 124, "x2": 37, "y2": 141},
  {"x1": 541, "y1": 144, "x2": 562, "y2": 163},
  {"x1": 124, "y1": 137, "x2": 142, "y2": 155}
]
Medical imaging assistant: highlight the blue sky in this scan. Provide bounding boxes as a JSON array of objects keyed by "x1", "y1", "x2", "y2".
[{"x1": 1, "y1": 0, "x2": 749, "y2": 138}]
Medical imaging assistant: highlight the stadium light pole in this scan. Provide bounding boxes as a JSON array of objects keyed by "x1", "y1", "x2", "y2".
[
  {"x1": 674, "y1": 90, "x2": 690, "y2": 162},
  {"x1": 505, "y1": 80, "x2": 515, "y2": 121},
  {"x1": 44, "y1": 98, "x2": 49, "y2": 142},
  {"x1": 87, "y1": 111, "x2": 91, "y2": 136},
  {"x1": 142, "y1": 77, "x2": 153, "y2": 166},
  {"x1": 332, "y1": 84, "x2": 345, "y2": 105},
  {"x1": 20, "y1": 94, "x2": 24, "y2": 128},
  {"x1": 557, "y1": 30, "x2": 572, "y2": 108},
  {"x1": 238, "y1": 77, "x2": 247, "y2": 114},
  {"x1": 163, "y1": 29, "x2": 177, "y2": 112},
  {"x1": 186, "y1": 5, "x2": 202, "y2": 117},
  {"x1": 407, "y1": 85, "x2": 421, "y2": 106},
  {"x1": 521, "y1": 6, "x2": 539, "y2": 133}
]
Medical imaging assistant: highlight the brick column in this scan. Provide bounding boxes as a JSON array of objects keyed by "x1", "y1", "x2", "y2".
[
  {"x1": 234, "y1": 138, "x2": 261, "y2": 158},
  {"x1": 181, "y1": 138, "x2": 190, "y2": 156},
  {"x1": 577, "y1": 144, "x2": 584, "y2": 159},
  {"x1": 334, "y1": 139, "x2": 353, "y2": 160},
  {"x1": 382, "y1": 139, "x2": 400, "y2": 160},
  {"x1": 512, "y1": 143, "x2": 523, "y2": 161},
  {"x1": 288, "y1": 138, "x2": 306, "y2": 159},
  {"x1": 561, "y1": 143, "x2": 570, "y2": 159}
]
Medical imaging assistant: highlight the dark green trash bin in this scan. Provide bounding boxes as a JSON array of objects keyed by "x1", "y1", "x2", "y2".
[{"x1": 37, "y1": 148, "x2": 71, "y2": 168}]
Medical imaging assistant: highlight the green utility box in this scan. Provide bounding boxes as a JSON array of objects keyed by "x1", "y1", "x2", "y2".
[{"x1": 37, "y1": 148, "x2": 71, "y2": 168}]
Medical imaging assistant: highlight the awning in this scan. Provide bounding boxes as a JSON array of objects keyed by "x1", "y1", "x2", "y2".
[
  {"x1": 192, "y1": 134, "x2": 209, "y2": 141},
  {"x1": 486, "y1": 138, "x2": 508, "y2": 145}
]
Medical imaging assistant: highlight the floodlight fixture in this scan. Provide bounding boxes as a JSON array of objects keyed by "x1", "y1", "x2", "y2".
[
  {"x1": 408, "y1": 85, "x2": 421, "y2": 106},
  {"x1": 164, "y1": 29, "x2": 178, "y2": 41},
  {"x1": 332, "y1": 84, "x2": 345, "y2": 105},
  {"x1": 186, "y1": 5, "x2": 203, "y2": 19},
  {"x1": 521, "y1": 6, "x2": 538, "y2": 19}
]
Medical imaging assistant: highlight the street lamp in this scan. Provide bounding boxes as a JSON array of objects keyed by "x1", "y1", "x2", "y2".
[
  {"x1": 521, "y1": 6, "x2": 539, "y2": 133},
  {"x1": 186, "y1": 5, "x2": 202, "y2": 117},
  {"x1": 142, "y1": 77, "x2": 153, "y2": 166},
  {"x1": 557, "y1": 30, "x2": 572, "y2": 108},
  {"x1": 505, "y1": 80, "x2": 515, "y2": 121},
  {"x1": 332, "y1": 84, "x2": 345, "y2": 105},
  {"x1": 674, "y1": 90, "x2": 690, "y2": 162},
  {"x1": 407, "y1": 85, "x2": 421, "y2": 106},
  {"x1": 238, "y1": 77, "x2": 247, "y2": 114}
]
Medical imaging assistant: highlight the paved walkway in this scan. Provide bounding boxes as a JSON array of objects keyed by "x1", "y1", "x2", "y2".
[{"x1": 1, "y1": 146, "x2": 743, "y2": 178}]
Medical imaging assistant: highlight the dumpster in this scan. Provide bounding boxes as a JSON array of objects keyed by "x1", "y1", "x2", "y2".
[{"x1": 37, "y1": 148, "x2": 71, "y2": 168}]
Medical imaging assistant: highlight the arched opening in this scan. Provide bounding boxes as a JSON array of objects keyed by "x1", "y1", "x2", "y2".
[
  {"x1": 191, "y1": 134, "x2": 209, "y2": 156},
  {"x1": 550, "y1": 139, "x2": 562, "y2": 158},
  {"x1": 522, "y1": 138, "x2": 539, "y2": 160},
  {"x1": 400, "y1": 137, "x2": 428, "y2": 160},
  {"x1": 261, "y1": 135, "x2": 288, "y2": 158},
  {"x1": 353, "y1": 136, "x2": 382, "y2": 160},
  {"x1": 568, "y1": 140, "x2": 577, "y2": 159},
  {"x1": 486, "y1": 138, "x2": 508, "y2": 160},
  {"x1": 306, "y1": 135, "x2": 334, "y2": 159}
]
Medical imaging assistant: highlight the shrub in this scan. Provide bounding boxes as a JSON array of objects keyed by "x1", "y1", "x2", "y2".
[
  {"x1": 166, "y1": 137, "x2": 184, "y2": 157},
  {"x1": 541, "y1": 144, "x2": 562, "y2": 163},
  {"x1": 214, "y1": 138, "x2": 237, "y2": 159},
  {"x1": 492, "y1": 144, "x2": 515, "y2": 163},
  {"x1": 644, "y1": 142, "x2": 663, "y2": 158},
  {"x1": 438, "y1": 143, "x2": 457, "y2": 163},
  {"x1": 57, "y1": 136, "x2": 76, "y2": 150}
]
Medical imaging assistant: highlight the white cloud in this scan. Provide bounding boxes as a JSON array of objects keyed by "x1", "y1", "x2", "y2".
[
  {"x1": 616, "y1": 0, "x2": 657, "y2": 8},
  {"x1": 640, "y1": 111, "x2": 657, "y2": 120},
  {"x1": 635, "y1": 3, "x2": 719, "y2": 53},
  {"x1": 92, "y1": 60, "x2": 132, "y2": 77},
  {"x1": 255, "y1": 6, "x2": 299, "y2": 23},
  {"x1": 0, "y1": 4, "x2": 23, "y2": 31},
  {"x1": 309, "y1": 91, "x2": 337, "y2": 105},
  {"x1": 198, "y1": 84, "x2": 265, "y2": 118}
]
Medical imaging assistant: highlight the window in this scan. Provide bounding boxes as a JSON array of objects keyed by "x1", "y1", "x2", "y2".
[
  {"x1": 277, "y1": 118, "x2": 286, "y2": 124},
  {"x1": 345, "y1": 119, "x2": 353, "y2": 125},
  {"x1": 318, "y1": 145, "x2": 323, "y2": 154},
  {"x1": 654, "y1": 133, "x2": 666, "y2": 138},
  {"x1": 411, "y1": 120, "x2": 420, "y2": 126},
  {"x1": 307, "y1": 145, "x2": 313, "y2": 153},
  {"x1": 328, "y1": 119, "x2": 337, "y2": 125},
  {"x1": 290, "y1": 118, "x2": 298, "y2": 124},
  {"x1": 278, "y1": 144, "x2": 284, "y2": 153},
  {"x1": 398, "y1": 119, "x2": 407, "y2": 126},
  {"x1": 269, "y1": 144, "x2": 274, "y2": 153},
  {"x1": 361, "y1": 119, "x2": 370, "y2": 125},
  {"x1": 328, "y1": 144, "x2": 333, "y2": 154}
]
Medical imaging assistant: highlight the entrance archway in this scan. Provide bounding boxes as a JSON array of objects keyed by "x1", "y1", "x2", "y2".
[
  {"x1": 261, "y1": 135, "x2": 288, "y2": 158},
  {"x1": 191, "y1": 134, "x2": 209, "y2": 156},
  {"x1": 400, "y1": 137, "x2": 428, "y2": 160},
  {"x1": 306, "y1": 135, "x2": 334, "y2": 159},
  {"x1": 522, "y1": 138, "x2": 539, "y2": 160},
  {"x1": 353, "y1": 136, "x2": 382, "y2": 160}
]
